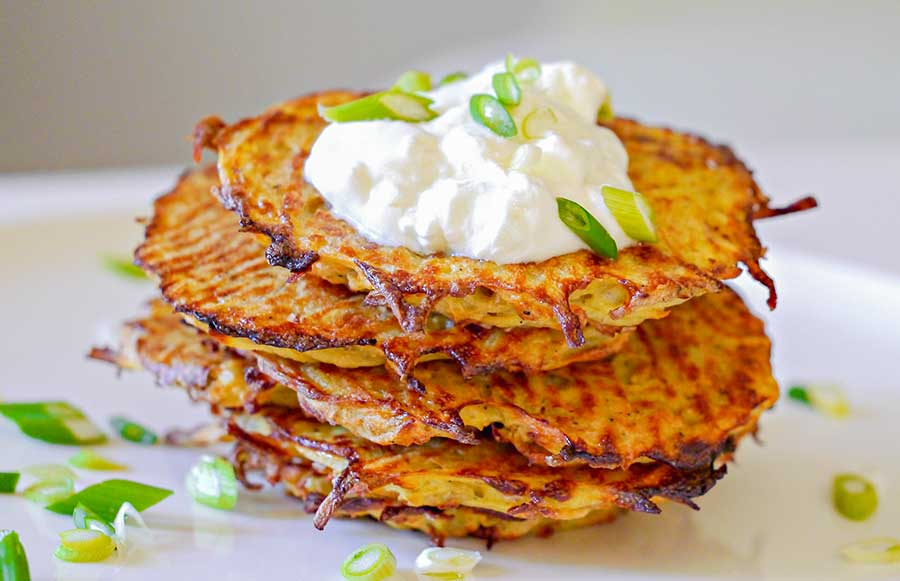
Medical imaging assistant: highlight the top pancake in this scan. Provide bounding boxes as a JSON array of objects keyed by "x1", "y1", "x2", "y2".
[{"x1": 197, "y1": 92, "x2": 787, "y2": 345}]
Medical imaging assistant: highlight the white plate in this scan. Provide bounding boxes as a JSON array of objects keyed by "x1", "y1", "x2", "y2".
[{"x1": 2, "y1": 206, "x2": 899, "y2": 581}]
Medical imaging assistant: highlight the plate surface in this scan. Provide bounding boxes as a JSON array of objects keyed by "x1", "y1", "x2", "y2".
[{"x1": 1, "y1": 202, "x2": 899, "y2": 580}]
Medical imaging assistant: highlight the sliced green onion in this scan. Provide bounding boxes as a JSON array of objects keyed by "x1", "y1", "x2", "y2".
[
  {"x1": 340, "y1": 543, "x2": 396, "y2": 581},
  {"x1": 601, "y1": 185, "x2": 658, "y2": 243},
  {"x1": 521, "y1": 107, "x2": 558, "y2": 139},
  {"x1": 23, "y1": 479, "x2": 74, "y2": 506},
  {"x1": 492, "y1": 72, "x2": 521, "y2": 106},
  {"x1": 469, "y1": 94, "x2": 516, "y2": 138},
  {"x1": 438, "y1": 71, "x2": 467, "y2": 86},
  {"x1": 110, "y1": 416, "x2": 158, "y2": 445},
  {"x1": 0, "y1": 402, "x2": 107, "y2": 445},
  {"x1": 393, "y1": 70, "x2": 431, "y2": 93},
  {"x1": 0, "y1": 473, "x2": 20, "y2": 493},
  {"x1": 788, "y1": 385, "x2": 811, "y2": 405},
  {"x1": 319, "y1": 91, "x2": 438, "y2": 123},
  {"x1": 46, "y1": 479, "x2": 173, "y2": 522},
  {"x1": 22, "y1": 464, "x2": 76, "y2": 483},
  {"x1": 0, "y1": 530, "x2": 30, "y2": 581},
  {"x1": 556, "y1": 197, "x2": 618, "y2": 259},
  {"x1": 841, "y1": 538, "x2": 900, "y2": 564},
  {"x1": 505, "y1": 54, "x2": 541, "y2": 82},
  {"x1": 68, "y1": 450, "x2": 127, "y2": 471},
  {"x1": 54, "y1": 529, "x2": 116, "y2": 563},
  {"x1": 597, "y1": 93, "x2": 614, "y2": 122},
  {"x1": 833, "y1": 473, "x2": 878, "y2": 521},
  {"x1": 807, "y1": 384, "x2": 851, "y2": 419},
  {"x1": 102, "y1": 255, "x2": 147, "y2": 280},
  {"x1": 186, "y1": 455, "x2": 238, "y2": 510},
  {"x1": 73, "y1": 503, "x2": 115, "y2": 537},
  {"x1": 112, "y1": 502, "x2": 148, "y2": 545},
  {"x1": 415, "y1": 547, "x2": 482, "y2": 580}
]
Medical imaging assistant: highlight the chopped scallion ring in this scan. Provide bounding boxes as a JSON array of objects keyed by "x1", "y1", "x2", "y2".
[
  {"x1": 113, "y1": 502, "x2": 148, "y2": 546},
  {"x1": 341, "y1": 543, "x2": 397, "y2": 581},
  {"x1": 73, "y1": 503, "x2": 115, "y2": 537},
  {"x1": 22, "y1": 464, "x2": 76, "y2": 483},
  {"x1": 521, "y1": 107, "x2": 558, "y2": 139},
  {"x1": 54, "y1": 529, "x2": 116, "y2": 563},
  {"x1": 556, "y1": 197, "x2": 618, "y2": 259},
  {"x1": 601, "y1": 185, "x2": 658, "y2": 243},
  {"x1": 415, "y1": 547, "x2": 482, "y2": 579},
  {"x1": 186, "y1": 455, "x2": 238, "y2": 510},
  {"x1": 0, "y1": 530, "x2": 30, "y2": 581},
  {"x1": 787, "y1": 385, "x2": 811, "y2": 404},
  {"x1": 0, "y1": 402, "x2": 107, "y2": 445},
  {"x1": 469, "y1": 94, "x2": 517, "y2": 138},
  {"x1": 393, "y1": 70, "x2": 432, "y2": 93},
  {"x1": 319, "y1": 91, "x2": 438, "y2": 123},
  {"x1": 46, "y1": 479, "x2": 173, "y2": 521},
  {"x1": 597, "y1": 94, "x2": 614, "y2": 122},
  {"x1": 0, "y1": 473, "x2": 20, "y2": 493},
  {"x1": 110, "y1": 416, "x2": 158, "y2": 445},
  {"x1": 23, "y1": 479, "x2": 74, "y2": 506},
  {"x1": 841, "y1": 538, "x2": 900, "y2": 564},
  {"x1": 807, "y1": 384, "x2": 851, "y2": 418},
  {"x1": 505, "y1": 54, "x2": 541, "y2": 82},
  {"x1": 68, "y1": 450, "x2": 127, "y2": 471},
  {"x1": 833, "y1": 473, "x2": 878, "y2": 521},
  {"x1": 102, "y1": 255, "x2": 148, "y2": 280},
  {"x1": 438, "y1": 71, "x2": 467, "y2": 86},
  {"x1": 492, "y1": 72, "x2": 521, "y2": 106}
]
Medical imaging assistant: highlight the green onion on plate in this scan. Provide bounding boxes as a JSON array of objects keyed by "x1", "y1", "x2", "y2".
[
  {"x1": 0, "y1": 530, "x2": 30, "y2": 581},
  {"x1": 492, "y1": 72, "x2": 521, "y2": 106},
  {"x1": 841, "y1": 538, "x2": 900, "y2": 564},
  {"x1": 73, "y1": 503, "x2": 115, "y2": 537},
  {"x1": 53, "y1": 529, "x2": 116, "y2": 563},
  {"x1": 438, "y1": 71, "x2": 467, "y2": 86},
  {"x1": 833, "y1": 473, "x2": 878, "y2": 521},
  {"x1": 787, "y1": 385, "x2": 811, "y2": 404},
  {"x1": 601, "y1": 185, "x2": 658, "y2": 243},
  {"x1": 469, "y1": 94, "x2": 517, "y2": 137},
  {"x1": 319, "y1": 91, "x2": 438, "y2": 123},
  {"x1": 340, "y1": 543, "x2": 397, "y2": 581},
  {"x1": 415, "y1": 546, "x2": 482, "y2": 579},
  {"x1": 0, "y1": 402, "x2": 107, "y2": 445},
  {"x1": 0, "y1": 473, "x2": 20, "y2": 493},
  {"x1": 789, "y1": 384, "x2": 850, "y2": 418},
  {"x1": 556, "y1": 197, "x2": 618, "y2": 259},
  {"x1": 46, "y1": 479, "x2": 172, "y2": 522},
  {"x1": 68, "y1": 450, "x2": 127, "y2": 471},
  {"x1": 109, "y1": 416, "x2": 158, "y2": 445},
  {"x1": 23, "y1": 479, "x2": 74, "y2": 506},
  {"x1": 186, "y1": 455, "x2": 238, "y2": 510},
  {"x1": 102, "y1": 255, "x2": 148, "y2": 280},
  {"x1": 393, "y1": 70, "x2": 432, "y2": 93}
]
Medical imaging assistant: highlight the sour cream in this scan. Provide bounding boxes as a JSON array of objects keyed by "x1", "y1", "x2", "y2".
[{"x1": 304, "y1": 60, "x2": 636, "y2": 264}]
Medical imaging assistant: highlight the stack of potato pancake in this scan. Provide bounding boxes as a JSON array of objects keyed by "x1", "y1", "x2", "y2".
[{"x1": 93, "y1": 91, "x2": 809, "y2": 544}]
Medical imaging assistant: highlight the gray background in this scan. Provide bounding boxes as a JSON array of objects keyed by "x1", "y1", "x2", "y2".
[{"x1": 3, "y1": 0, "x2": 899, "y2": 171}]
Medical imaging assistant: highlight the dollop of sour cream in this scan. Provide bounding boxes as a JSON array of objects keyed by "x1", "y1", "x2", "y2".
[{"x1": 305, "y1": 60, "x2": 636, "y2": 264}]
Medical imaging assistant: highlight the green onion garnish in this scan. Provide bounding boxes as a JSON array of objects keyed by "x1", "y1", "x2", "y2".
[
  {"x1": 415, "y1": 547, "x2": 482, "y2": 579},
  {"x1": 73, "y1": 503, "x2": 115, "y2": 537},
  {"x1": 0, "y1": 402, "x2": 107, "y2": 445},
  {"x1": 46, "y1": 479, "x2": 173, "y2": 522},
  {"x1": 102, "y1": 255, "x2": 147, "y2": 280},
  {"x1": 505, "y1": 54, "x2": 541, "y2": 82},
  {"x1": 0, "y1": 473, "x2": 19, "y2": 493},
  {"x1": 521, "y1": 107, "x2": 558, "y2": 139},
  {"x1": 438, "y1": 71, "x2": 467, "y2": 86},
  {"x1": 53, "y1": 529, "x2": 116, "y2": 563},
  {"x1": 0, "y1": 530, "x2": 30, "y2": 581},
  {"x1": 833, "y1": 473, "x2": 878, "y2": 521},
  {"x1": 601, "y1": 185, "x2": 658, "y2": 243},
  {"x1": 340, "y1": 543, "x2": 397, "y2": 581},
  {"x1": 597, "y1": 94, "x2": 614, "y2": 122},
  {"x1": 556, "y1": 197, "x2": 618, "y2": 259},
  {"x1": 841, "y1": 538, "x2": 900, "y2": 564},
  {"x1": 469, "y1": 94, "x2": 517, "y2": 138},
  {"x1": 186, "y1": 455, "x2": 238, "y2": 510},
  {"x1": 393, "y1": 70, "x2": 431, "y2": 93},
  {"x1": 23, "y1": 479, "x2": 74, "y2": 506},
  {"x1": 787, "y1": 385, "x2": 810, "y2": 404},
  {"x1": 319, "y1": 91, "x2": 438, "y2": 123},
  {"x1": 109, "y1": 416, "x2": 158, "y2": 445},
  {"x1": 492, "y1": 72, "x2": 521, "y2": 106},
  {"x1": 112, "y1": 502, "x2": 148, "y2": 545},
  {"x1": 68, "y1": 450, "x2": 127, "y2": 471}
]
